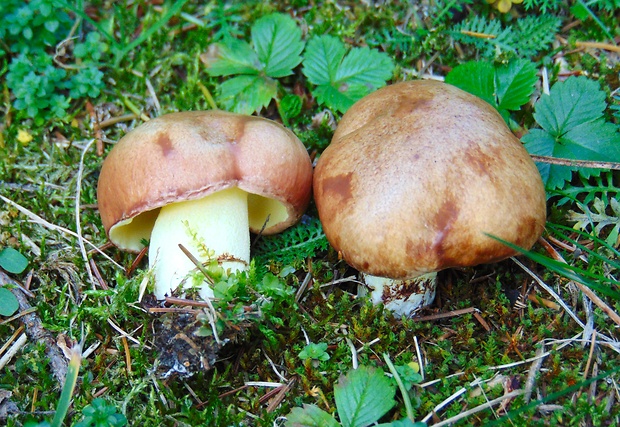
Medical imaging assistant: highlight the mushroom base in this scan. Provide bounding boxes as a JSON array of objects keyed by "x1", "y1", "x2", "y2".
[
  {"x1": 148, "y1": 187, "x2": 250, "y2": 300},
  {"x1": 360, "y1": 272, "x2": 437, "y2": 317}
]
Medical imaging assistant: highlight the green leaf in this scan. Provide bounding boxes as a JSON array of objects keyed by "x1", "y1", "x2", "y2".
[
  {"x1": 299, "y1": 342, "x2": 330, "y2": 362},
  {"x1": 286, "y1": 404, "x2": 340, "y2": 427},
  {"x1": 251, "y1": 13, "x2": 304, "y2": 78},
  {"x1": 303, "y1": 35, "x2": 347, "y2": 86},
  {"x1": 445, "y1": 59, "x2": 537, "y2": 117},
  {"x1": 0, "y1": 247, "x2": 29, "y2": 274},
  {"x1": 394, "y1": 364, "x2": 423, "y2": 391},
  {"x1": 311, "y1": 82, "x2": 370, "y2": 115},
  {"x1": 204, "y1": 38, "x2": 261, "y2": 77},
  {"x1": 522, "y1": 76, "x2": 620, "y2": 189},
  {"x1": 445, "y1": 61, "x2": 495, "y2": 107},
  {"x1": 303, "y1": 35, "x2": 394, "y2": 113},
  {"x1": 335, "y1": 366, "x2": 396, "y2": 427},
  {"x1": 494, "y1": 59, "x2": 537, "y2": 111},
  {"x1": 218, "y1": 74, "x2": 277, "y2": 114},
  {"x1": 0, "y1": 288, "x2": 19, "y2": 317}
]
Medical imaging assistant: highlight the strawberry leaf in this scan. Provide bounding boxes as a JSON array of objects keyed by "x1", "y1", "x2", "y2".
[
  {"x1": 203, "y1": 13, "x2": 304, "y2": 113},
  {"x1": 203, "y1": 38, "x2": 261, "y2": 77},
  {"x1": 218, "y1": 75, "x2": 277, "y2": 115},
  {"x1": 302, "y1": 35, "x2": 394, "y2": 113},
  {"x1": 495, "y1": 59, "x2": 537, "y2": 111},
  {"x1": 522, "y1": 76, "x2": 620, "y2": 189},
  {"x1": 445, "y1": 61, "x2": 495, "y2": 107},
  {"x1": 252, "y1": 13, "x2": 304, "y2": 78},
  {"x1": 445, "y1": 59, "x2": 537, "y2": 119},
  {"x1": 335, "y1": 365, "x2": 396, "y2": 427}
]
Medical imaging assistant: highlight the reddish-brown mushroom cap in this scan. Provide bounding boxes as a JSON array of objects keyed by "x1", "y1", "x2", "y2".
[
  {"x1": 314, "y1": 80, "x2": 547, "y2": 279},
  {"x1": 97, "y1": 110, "x2": 313, "y2": 252}
]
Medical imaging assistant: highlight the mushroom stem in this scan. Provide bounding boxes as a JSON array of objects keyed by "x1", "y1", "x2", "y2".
[
  {"x1": 360, "y1": 272, "x2": 437, "y2": 317},
  {"x1": 148, "y1": 187, "x2": 250, "y2": 300}
]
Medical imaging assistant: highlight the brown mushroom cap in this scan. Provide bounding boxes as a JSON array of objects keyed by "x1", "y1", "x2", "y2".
[
  {"x1": 97, "y1": 110, "x2": 313, "y2": 252},
  {"x1": 314, "y1": 80, "x2": 547, "y2": 279}
]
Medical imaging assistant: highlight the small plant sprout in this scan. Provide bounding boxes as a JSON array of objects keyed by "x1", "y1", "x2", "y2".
[
  {"x1": 97, "y1": 111, "x2": 313, "y2": 300},
  {"x1": 314, "y1": 80, "x2": 547, "y2": 316},
  {"x1": 298, "y1": 342, "x2": 330, "y2": 364}
]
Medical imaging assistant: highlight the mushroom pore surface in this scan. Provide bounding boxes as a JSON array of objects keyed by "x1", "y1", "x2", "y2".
[{"x1": 314, "y1": 80, "x2": 547, "y2": 279}]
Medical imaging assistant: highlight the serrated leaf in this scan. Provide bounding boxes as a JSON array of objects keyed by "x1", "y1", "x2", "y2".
[
  {"x1": 0, "y1": 288, "x2": 19, "y2": 317},
  {"x1": 335, "y1": 366, "x2": 396, "y2": 427},
  {"x1": 336, "y1": 46, "x2": 394, "y2": 87},
  {"x1": 252, "y1": 13, "x2": 304, "y2": 78},
  {"x1": 450, "y1": 15, "x2": 560, "y2": 58},
  {"x1": 312, "y1": 82, "x2": 370, "y2": 114},
  {"x1": 534, "y1": 77, "x2": 606, "y2": 134},
  {"x1": 203, "y1": 38, "x2": 261, "y2": 77},
  {"x1": 303, "y1": 35, "x2": 394, "y2": 113},
  {"x1": 445, "y1": 61, "x2": 495, "y2": 107},
  {"x1": 0, "y1": 247, "x2": 29, "y2": 274},
  {"x1": 254, "y1": 216, "x2": 329, "y2": 268},
  {"x1": 286, "y1": 404, "x2": 340, "y2": 427},
  {"x1": 218, "y1": 75, "x2": 276, "y2": 114},
  {"x1": 303, "y1": 35, "x2": 347, "y2": 86},
  {"x1": 446, "y1": 59, "x2": 536, "y2": 117},
  {"x1": 495, "y1": 59, "x2": 537, "y2": 111},
  {"x1": 523, "y1": 76, "x2": 620, "y2": 189}
]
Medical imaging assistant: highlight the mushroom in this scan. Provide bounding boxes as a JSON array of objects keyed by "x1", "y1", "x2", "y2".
[
  {"x1": 97, "y1": 111, "x2": 313, "y2": 300},
  {"x1": 313, "y1": 80, "x2": 547, "y2": 316}
]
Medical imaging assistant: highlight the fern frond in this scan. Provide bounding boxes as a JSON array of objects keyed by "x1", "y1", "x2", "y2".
[
  {"x1": 450, "y1": 15, "x2": 561, "y2": 58},
  {"x1": 567, "y1": 198, "x2": 620, "y2": 247},
  {"x1": 522, "y1": 0, "x2": 562, "y2": 13},
  {"x1": 253, "y1": 216, "x2": 329, "y2": 268},
  {"x1": 514, "y1": 15, "x2": 562, "y2": 57},
  {"x1": 551, "y1": 172, "x2": 619, "y2": 208}
]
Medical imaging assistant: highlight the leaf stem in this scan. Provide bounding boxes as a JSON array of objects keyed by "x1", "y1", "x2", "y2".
[{"x1": 383, "y1": 353, "x2": 415, "y2": 423}]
